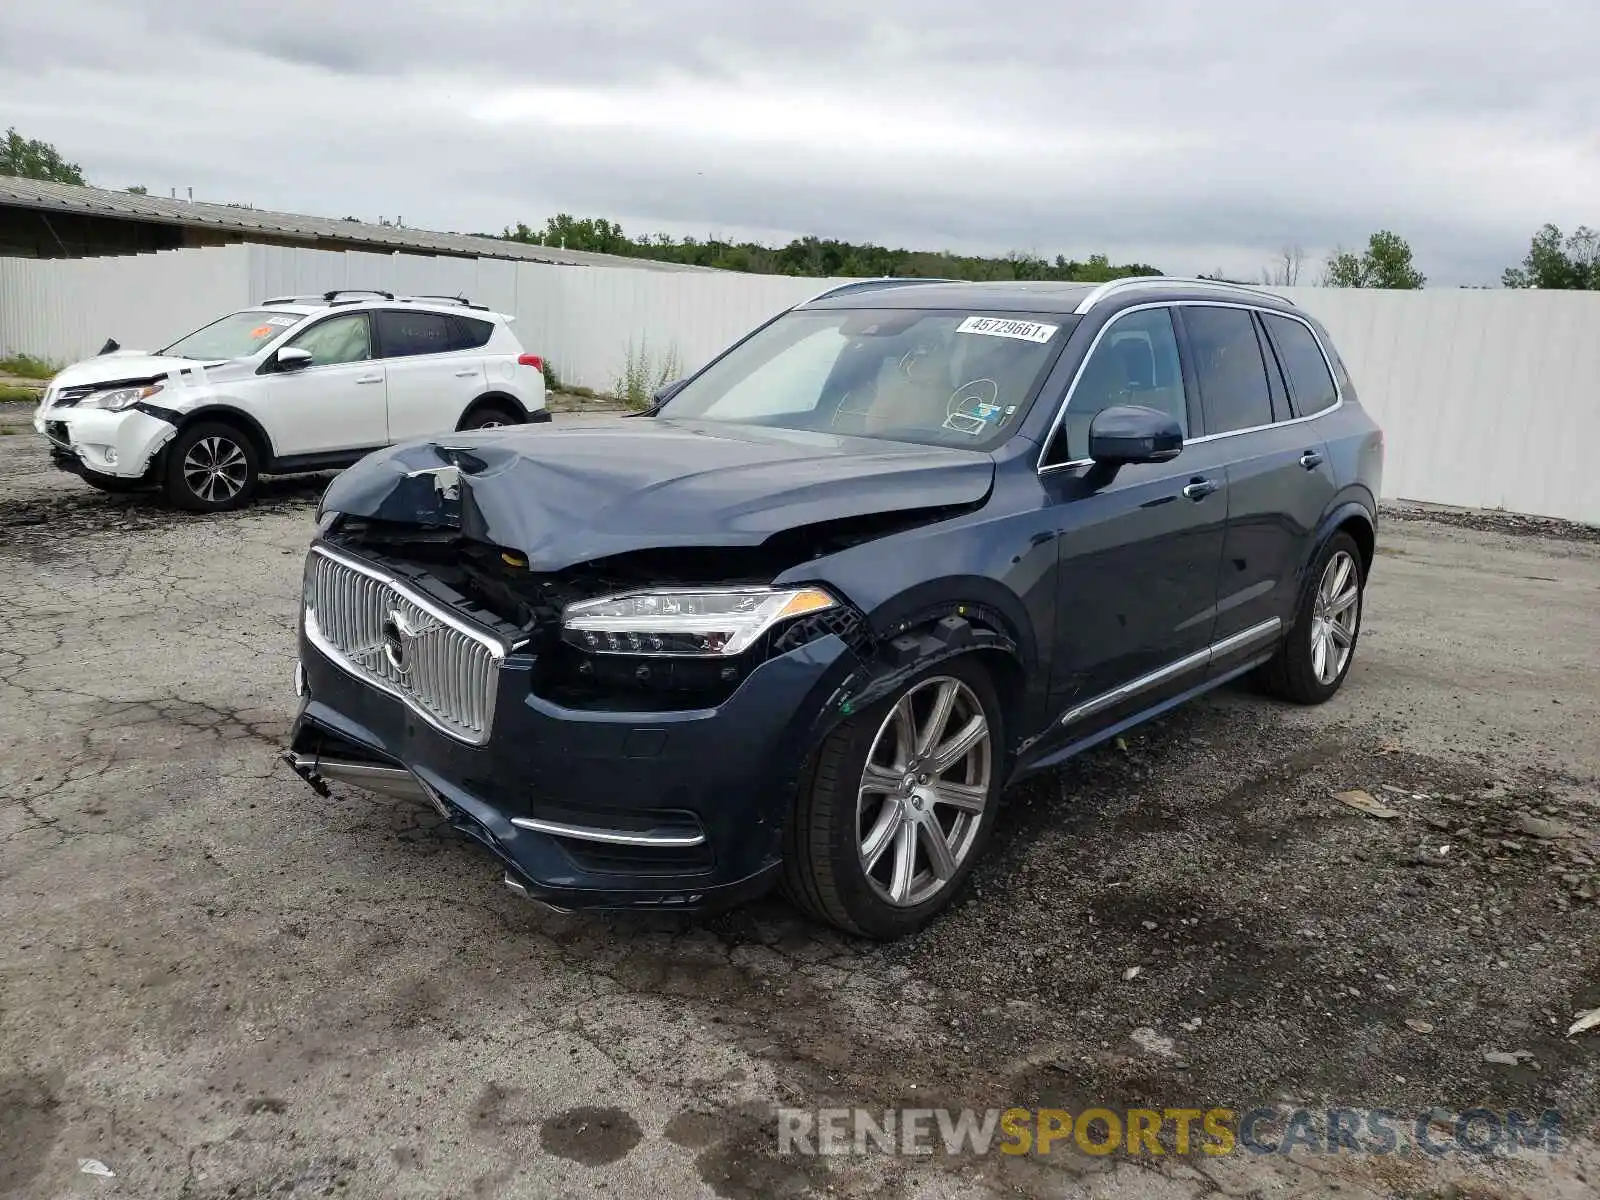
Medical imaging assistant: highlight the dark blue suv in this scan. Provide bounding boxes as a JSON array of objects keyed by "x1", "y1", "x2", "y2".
[{"x1": 286, "y1": 276, "x2": 1382, "y2": 938}]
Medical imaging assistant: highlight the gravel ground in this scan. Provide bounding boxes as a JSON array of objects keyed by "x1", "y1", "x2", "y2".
[
  {"x1": 0, "y1": 427, "x2": 1597, "y2": 1200},
  {"x1": 0, "y1": 400, "x2": 39, "y2": 434}
]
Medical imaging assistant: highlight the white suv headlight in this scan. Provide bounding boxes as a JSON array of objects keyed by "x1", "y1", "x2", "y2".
[
  {"x1": 562, "y1": 587, "x2": 838, "y2": 657},
  {"x1": 80, "y1": 383, "x2": 163, "y2": 412}
]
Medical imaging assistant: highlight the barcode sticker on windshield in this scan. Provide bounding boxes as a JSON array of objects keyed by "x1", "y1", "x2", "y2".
[
  {"x1": 956, "y1": 316, "x2": 1058, "y2": 343},
  {"x1": 265, "y1": 316, "x2": 298, "y2": 327}
]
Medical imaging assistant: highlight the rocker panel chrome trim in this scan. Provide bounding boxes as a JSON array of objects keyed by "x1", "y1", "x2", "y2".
[{"x1": 1058, "y1": 617, "x2": 1282, "y2": 728}]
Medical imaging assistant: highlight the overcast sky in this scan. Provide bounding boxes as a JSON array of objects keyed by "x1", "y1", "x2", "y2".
[{"x1": 3, "y1": 0, "x2": 1596, "y2": 284}]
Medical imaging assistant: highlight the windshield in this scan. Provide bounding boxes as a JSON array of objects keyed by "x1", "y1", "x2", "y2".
[
  {"x1": 160, "y1": 310, "x2": 306, "y2": 360},
  {"x1": 659, "y1": 308, "x2": 1073, "y2": 449}
]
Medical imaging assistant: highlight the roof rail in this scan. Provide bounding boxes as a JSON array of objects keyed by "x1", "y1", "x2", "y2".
[
  {"x1": 395, "y1": 294, "x2": 490, "y2": 311},
  {"x1": 797, "y1": 277, "x2": 962, "y2": 306},
  {"x1": 323, "y1": 288, "x2": 395, "y2": 302},
  {"x1": 260, "y1": 294, "x2": 324, "y2": 306},
  {"x1": 1072, "y1": 276, "x2": 1293, "y2": 315}
]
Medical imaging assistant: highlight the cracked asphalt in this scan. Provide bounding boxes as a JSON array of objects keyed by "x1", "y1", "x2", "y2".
[{"x1": 1, "y1": 424, "x2": 1597, "y2": 1200}]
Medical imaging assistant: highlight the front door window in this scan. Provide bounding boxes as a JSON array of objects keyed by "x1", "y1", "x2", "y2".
[{"x1": 288, "y1": 314, "x2": 372, "y2": 367}]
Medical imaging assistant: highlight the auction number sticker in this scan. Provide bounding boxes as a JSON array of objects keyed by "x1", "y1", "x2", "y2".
[{"x1": 956, "y1": 316, "x2": 1059, "y2": 343}]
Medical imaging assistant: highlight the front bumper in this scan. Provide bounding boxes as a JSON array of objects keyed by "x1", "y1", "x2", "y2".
[
  {"x1": 288, "y1": 622, "x2": 865, "y2": 911},
  {"x1": 36, "y1": 405, "x2": 175, "y2": 479}
]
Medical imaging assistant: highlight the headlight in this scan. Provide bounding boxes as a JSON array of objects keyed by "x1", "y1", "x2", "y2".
[
  {"x1": 80, "y1": 383, "x2": 163, "y2": 412},
  {"x1": 562, "y1": 586, "x2": 838, "y2": 657}
]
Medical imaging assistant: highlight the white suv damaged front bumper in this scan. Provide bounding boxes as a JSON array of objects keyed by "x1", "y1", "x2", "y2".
[{"x1": 35, "y1": 405, "x2": 179, "y2": 479}]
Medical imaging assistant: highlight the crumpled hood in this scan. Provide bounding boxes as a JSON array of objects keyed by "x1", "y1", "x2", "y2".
[
  {"x1": 319, "y1": 418, "x2": 996, "y2": 570},
  {"x1": 49, "y1": 353, "x2": 233, "y2": 392}
]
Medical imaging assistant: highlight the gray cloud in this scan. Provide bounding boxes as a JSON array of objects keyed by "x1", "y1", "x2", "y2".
[{"x1": 3, "y1": 0, "x2": 1597, "y2": 284}]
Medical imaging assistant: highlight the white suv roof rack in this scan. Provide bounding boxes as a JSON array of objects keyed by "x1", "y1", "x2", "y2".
[
  {"x1": 395, "y1": 294, "x2": 490, "y2": 311},
  {"x1": 1073, "y1": 276, "x2": 1293, "y2": 315},
  {"x1": 257, "y1": 291, "x2": 491, "y2": 312},
  {"x1": 259, "y1": 289, "x2": 394, "y2": 306}
]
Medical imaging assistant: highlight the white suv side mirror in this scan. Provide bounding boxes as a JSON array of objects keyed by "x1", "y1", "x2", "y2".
[{"x1": 276, "y1": 347, "x2": 314, "y2": 372}]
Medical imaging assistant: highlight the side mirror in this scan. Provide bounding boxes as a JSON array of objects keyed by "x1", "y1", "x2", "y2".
[
  {"x1": 1088, "y1": 405, "x2": 1183, "y2": 465},
  {"x1": 276, "y1": 347, "x2": 314, "y2": 373}
]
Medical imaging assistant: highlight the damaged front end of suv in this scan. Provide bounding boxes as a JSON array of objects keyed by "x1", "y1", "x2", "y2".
[
  {"x1": 286, "y1": 409, "x2": 1014, "y2": 931},
  {"x1": 286, "y1": 278, "x2": 1383, "y2": 936}
]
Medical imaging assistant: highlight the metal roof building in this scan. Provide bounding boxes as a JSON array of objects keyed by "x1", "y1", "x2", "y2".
[{"x1": 0, "y1": 177, "x2": 708, "y2": 271}]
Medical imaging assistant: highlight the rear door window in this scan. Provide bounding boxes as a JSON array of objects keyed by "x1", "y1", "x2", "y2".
[
  {"x1": 452, "y1": 316, "x2": 494, "y2": 351},
  {"x1": 376, "y1": 310, "x2": 457, "y2": 358},
  {"x1": 1262, "y1": 313, "x2": 1339, "y2": 416},
  {"x1": 1182, "y1": 306, "x2": 1274, "y2": 434}
]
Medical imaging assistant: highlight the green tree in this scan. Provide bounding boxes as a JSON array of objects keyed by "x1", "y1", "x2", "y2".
[
  {"x1": 1501, "y1": 223, "x2": 1597, "y2": 288},
  {"x1": 510, "y1": 214, "x2": 633, "y2": 255},
  {"x1": 125, "y1": 184, "x2": 148, "y2": 195},
  {"x1": 1322, "y1": 230, "x2": 1425, "y2": 288},
  {"x1": 0, "y1": 127, "x2": 86, "y2": 184},
  {"x1": 500, "y1": 214, "x2": 1161, "y2": 281}
]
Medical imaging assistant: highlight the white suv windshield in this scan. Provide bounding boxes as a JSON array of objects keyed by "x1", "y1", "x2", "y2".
[
  {"x1": 160, "y1": 310, "x2": 305, "y2": 360},
  {"x1": 660, "y1": 308, "x2": 1072, "y2": 449}
]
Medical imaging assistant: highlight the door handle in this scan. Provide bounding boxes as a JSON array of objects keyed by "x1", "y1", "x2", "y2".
[
  {"x1": 1182, "y1": 477, "x2": 1220, "y2": 502},
  {"x1": 355, "y1": 374, "x2": 383, "y2": 385},
  {"x1": 453, "y1": 369, "x2": 478, "y2": 378},
  {"x1": 1299, "y1": 450, "x2": 1324, "y2": 470}
]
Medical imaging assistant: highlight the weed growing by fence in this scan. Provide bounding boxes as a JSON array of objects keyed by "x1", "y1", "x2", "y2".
[
  {"x1": 614, "y1": 340, "x2": 683, "y2": 410},
  {"x1": 0, "y1": 353, "x2": 59, "y2": 380}
]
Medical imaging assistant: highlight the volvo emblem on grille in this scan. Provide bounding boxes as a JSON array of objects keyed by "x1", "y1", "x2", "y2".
[{"x1": 381, "y1": 610, "x2": 436, "y2": 674}]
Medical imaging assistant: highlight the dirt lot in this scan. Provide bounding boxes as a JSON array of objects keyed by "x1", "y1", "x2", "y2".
[{"x1": 1, "y1": 426, "x2": 1596, "y2": 1200}]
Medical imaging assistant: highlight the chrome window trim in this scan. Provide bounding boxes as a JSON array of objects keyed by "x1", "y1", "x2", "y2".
[
  {"x1": 1036, "y1": 300, "x2": 1344, "y2": 476},
  {"x1": 303, "y1": 545, "x2": 508, "y2": 746},
  {"x1": 1056, "y1": 617, "x2": 1282, "y2": 728}
]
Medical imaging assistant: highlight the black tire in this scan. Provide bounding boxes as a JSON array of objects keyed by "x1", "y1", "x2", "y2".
[
  {"x1": 782, "y1": 654, "x2": 1005, "y2": 939},
  {"x1": 1257, "y1": 531, "x2": 1365, "y2": 704},
  {"x1": 458, "y1": 402, "x2": 520, "y2": 431},
  {"x1": 80, "y1": 473, "x2": 146, "y2": 494},
  {"x1": 163, "y1": 421, "x2": 260, "y2": 512}
]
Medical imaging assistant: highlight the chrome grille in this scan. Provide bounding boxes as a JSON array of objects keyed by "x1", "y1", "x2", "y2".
[
  {"x1": 47, "y1": 384, "x2": 99, "y2": 410},
  {"x1": 303, "y1": 547, "x2": 505, "y2": 745}
]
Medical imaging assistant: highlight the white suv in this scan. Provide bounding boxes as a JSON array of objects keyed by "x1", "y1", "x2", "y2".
[{"x1": 33, "y1": 291, "x2": 548, "y2": 511}]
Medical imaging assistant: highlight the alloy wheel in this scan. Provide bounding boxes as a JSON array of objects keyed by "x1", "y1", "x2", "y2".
[
  {"x1": 1309, "y1": 549, "x2": 1361, "y2": 685},
  {"x1": 857, "y1": 676, "x2": 991, "y2": 907},
  {"x1": 182, "y1": 435, "x2": 249, "y2": 503}
]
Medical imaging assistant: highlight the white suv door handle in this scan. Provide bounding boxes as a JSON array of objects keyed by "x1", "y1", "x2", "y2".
[
  {"x1": 453, "y1": 369, "x2": 478, "y2": 378},
  {"x1": 355, "y1": 374, "x2": 383, "y2": 385}
]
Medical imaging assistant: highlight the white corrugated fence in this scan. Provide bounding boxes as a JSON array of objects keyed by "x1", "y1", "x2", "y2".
[{"x1": 1, "y1": 247, "x2": 1597, "y2": 523}]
